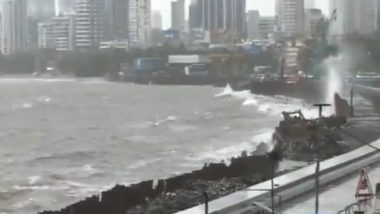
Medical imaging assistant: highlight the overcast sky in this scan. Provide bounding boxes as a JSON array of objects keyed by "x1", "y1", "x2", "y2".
[{"x1": 152, "y1": 0, "x2": 330, "y2": 29}]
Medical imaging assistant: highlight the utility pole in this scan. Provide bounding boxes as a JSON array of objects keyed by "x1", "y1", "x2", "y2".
[
  {"x1": 271, "y1": 154, "x2": 275, "y2": 214},
  {"x1": 313, "y1": 103, "x2": 331, "y2": 214},
  {"x1": 269, "y1": 151, "x2": 281, "y2": 214},
  {"x1": 204, "y1": 191, "x2": 209, "y2": 214}
]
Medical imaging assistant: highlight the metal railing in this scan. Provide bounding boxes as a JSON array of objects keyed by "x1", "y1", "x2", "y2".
[{"x1": 337, "y1": 202, "x2": 361, "y2": 214}]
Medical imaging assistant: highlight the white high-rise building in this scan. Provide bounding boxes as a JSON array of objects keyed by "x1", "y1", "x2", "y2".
[
  {"x1": 37, "y1": 14, "x2": 75, "y2": 51},
  {"x1": 74, "y1": 0, "x2": 104, "y2": 49},
  {"x1": 276, "y1": 0, "x2": 305, "y2": 37},
  {"x1": 38, "y1": 21, "x2": 55, "y2": 48},
  {"x1": 2, "y1": 0, "x2": 28, "y2": 55},
  {"x1": 330, "y1": 0, "x2": 377, "y2": 36},
  {"x1": 247, "y1": 10, "x2": 260, "y2": 40},
  {"x1": 151, "y1": 11, "x2": 162, "y2": 30},
  {"x1": 53, "y1": 14, "x2": 75, "y2": 51},
  {"x1": 128, "y1": 0, "x2": 151, "y2": 47}
]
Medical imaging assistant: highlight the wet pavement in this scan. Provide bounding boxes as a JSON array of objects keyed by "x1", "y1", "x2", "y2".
[{"x1": 282, "y1": 117, "x2": 380, "y2": 214}]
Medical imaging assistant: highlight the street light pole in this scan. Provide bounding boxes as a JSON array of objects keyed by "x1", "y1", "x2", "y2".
[
  {"x1": 271, "y1": 159, "x2": 275, "y2": 214},
  {"x1": 313, "y1": 103, "x2": 331, "y2": 214},
  {"x1": 315, "y1": 145, "x2": 320, "y2": 214},
  {"x1": 204, "y1": 191, "x2": 209, "y2": 214}
]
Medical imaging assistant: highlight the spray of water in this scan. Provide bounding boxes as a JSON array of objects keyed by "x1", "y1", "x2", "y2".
[
  {"x1": 323, "y1": 54, "x2": 345, "y2": 104},
  {"x1": 323, "y1": 19, "x2": 345, "y2": 105},
  {"x1": 323, "y1": 16, "x2": 377, "y2": 107}
]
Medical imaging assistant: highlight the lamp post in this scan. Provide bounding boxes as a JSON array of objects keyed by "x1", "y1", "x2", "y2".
[
  {"x1": 312, "y1": 103, "x2": 331, "y2": 214},
  {"x1": 203, "y1": 191, "x2": 209, "y2": 214},
  {"x1": 246, "y1": 151, "x2": 281, "y2": 213}
]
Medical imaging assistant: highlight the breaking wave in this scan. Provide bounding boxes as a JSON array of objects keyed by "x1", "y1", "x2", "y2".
[
  {"x1": 190, "y1": 128, "x2": 274, "y2": 164},
  {"x1": 150, "y1": 115, "x2": 178, "y2": 127},
  {"x1": 216, "y1": 84, "x2": 320, "y2": 118}
]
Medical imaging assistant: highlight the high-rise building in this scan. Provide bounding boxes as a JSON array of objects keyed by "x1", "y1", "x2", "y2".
[
  {"x1": 258, "y1": 16, "x2": 277, "y2": 39},
  {"x1": 276, "y1": 0, "x2": 305, "y2": 37},
  {"x1": 200, "y1": 0, "x2": 246, "y2": 40},
  {"x1": 2, "y1": 0, "x2": 28, "y2": 55},
  {"x1": 38, "y1": 21, "x2": 55, "y2": 48},
  {"x1": 247, "y1": 10, "x2": 260, "y2": 40},
  {"x1": 189, "y1": 0, "x2": 202, "y2": 29},
  {"x1": 37, "y1": 14, "x2": 75, "y2": 51},
  {"x1": 105, "y1": 0, "x2": 129, "y2": 40},
  {"x1": 171, "y1": 0, "x2": 185, "y2": 31},
  {"x1": 151, "y1": 11, "x2": 162, "y2": 29},
  {"x1": 53, "y1": 14, "x2": 75, "y2": 51},
  {"x1": 74, "y1": 0, "x2": 104, "y2": 49},
  {"x1": 225, "y1": 0, "x2": 246, "y2": 35},
  {"x1": 305, "y1": 8, "x2": 323, "y2": 38},
  {"x1": 330, "y1": 0, "x2": 377, "y2": 36},
  {"x1": 128, "y1": 0, "x2": 151, "y2": 46}
]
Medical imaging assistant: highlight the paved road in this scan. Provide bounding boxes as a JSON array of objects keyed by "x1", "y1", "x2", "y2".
[
  {"x1": 280, "y1": 116, "x2": 380, "y2": 214},
  {"x1": 280, "y1": 161, "x2": 380, "y2": 214}
]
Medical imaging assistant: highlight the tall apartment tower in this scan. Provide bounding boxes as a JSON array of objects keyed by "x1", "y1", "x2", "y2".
[
  {"x1": 128, "y1": 0, "x2": 151, "y2": 46},
  {"x1": 189, "y1": 0, "x2": 202, "y2": 29},
  {"x1": 200, "y1": 0, "x2": 246, "y2": 39},
  {"x1": 247, "y1": 10, "x2": 260, "y2": 40},
  {"x1": 53, "y1": 14, "x2": 75, "y2": 51},
  {"x1": 276, "y1": 0, "x2": 305, "y2": 37},
  {"x1": 38, "y1": 21, "x2": 55, "y2": 49},
  {"x1": 151, "y1": 10, "x2": 163, "y2": 29},
  {"x1": 74, "y1": 0, "x2": 104, "y2": 49},
  {"x1": 105, "y1": 0, "x2": 129, "y2": 40},
  {"x1": 2, "y1": 0, "x2": 28, "y2": 55},
  {"x1": 171, "y1": 0, "x2": 185, "y2": 31}
]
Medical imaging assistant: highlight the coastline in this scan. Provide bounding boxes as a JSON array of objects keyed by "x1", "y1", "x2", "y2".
[
  {"x1": 23, "y1": 78, "x2": 379, "y2": 214},
  {"x1": 38, "y1": 151, "x2": 297, "y2": 214},
  {"x1": 37, "y1": 115, "x2": 380, "y2": 214}
]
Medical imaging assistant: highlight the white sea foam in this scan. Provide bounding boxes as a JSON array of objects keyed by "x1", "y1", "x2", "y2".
[
  {"x1": 13, "y1": 185, "x2": 50, "y2": 191},
  {"x1": 242, "y1": 97, "x2": 258, "y2": 106},
  {"x1": 214, "y1": 84, "x2": 234, "y2": 98},
  {"x1": 22, "y1": 102, "x2": 33, "y2": 109},
  {"x1": 37, "y1": 96, "x2": 51, "y2": 103},
  {"x1": 191, "y1": 129, "x2": 274, "y2": 164},
  {"x1": 151, "y1": 115, "x2": 178, "y2": 127},
  {"x1": 27, "y1": 176, "x2": 41, "y2": 185},
  {"x1": 216, "y1": 84, "x2": 320, "y2": 119}
]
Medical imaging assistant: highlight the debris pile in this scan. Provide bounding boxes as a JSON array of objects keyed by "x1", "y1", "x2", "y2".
[{"x1": 273, "y1": 109, "x2": 347, "y2": 161}]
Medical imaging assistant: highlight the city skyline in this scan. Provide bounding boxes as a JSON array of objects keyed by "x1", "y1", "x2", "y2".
[
  {"x1": 152, "y1": 0, "x2": 329, "y2": 29},
  {"x1": 1, "y1": 0, "x2": 330, "y2": 29}
]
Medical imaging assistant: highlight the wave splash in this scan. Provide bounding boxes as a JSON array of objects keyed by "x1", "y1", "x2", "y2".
[{"x1": 216, "y1": 84, "x2": 320, "y2": 118}]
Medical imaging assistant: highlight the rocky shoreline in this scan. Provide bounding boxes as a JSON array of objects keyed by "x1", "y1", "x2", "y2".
[
  {"x1": 38, "y1": 117, "x2": 353, "y2": 214},
  {"x1": 39, "y1": 152, "x2": 283, "y2": 214}
]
